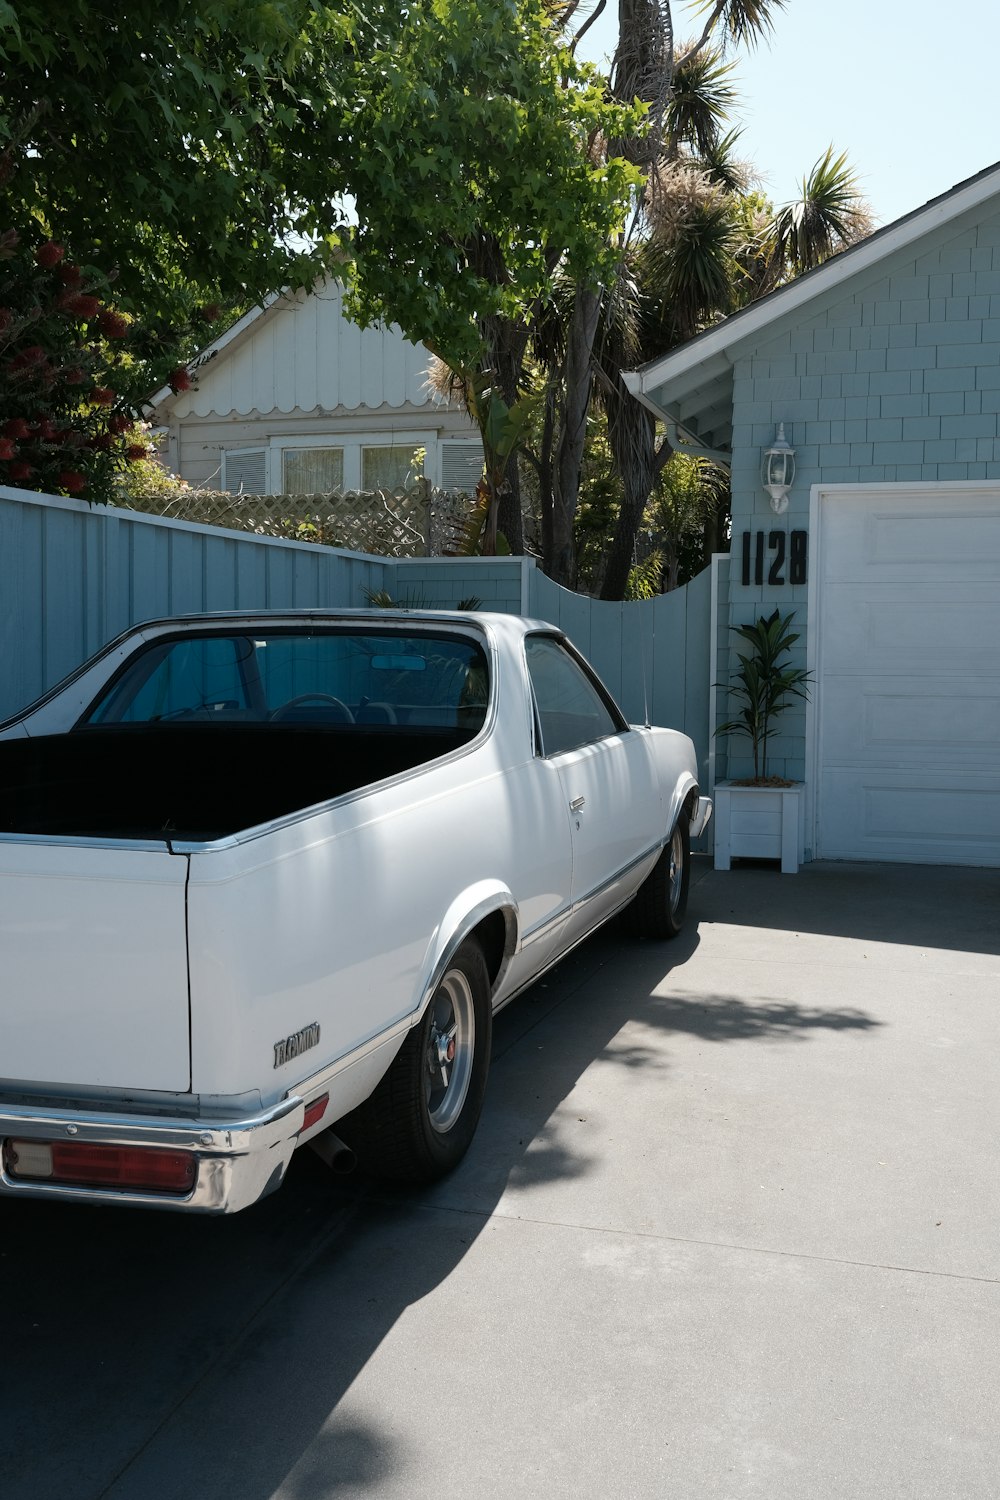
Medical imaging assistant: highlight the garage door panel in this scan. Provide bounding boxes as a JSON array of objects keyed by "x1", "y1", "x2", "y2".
[
  {"x1": 820, "y1": 591, "x2": 1000, "y2": 674},
  {"x1": 821, "y1": 677, "x2": 1000, "y2": 766},
  {"x1": 819, "y1": 769, "x2": 1000, "y2": 865},
  {"x1": 823, "y1": 497, "x2": 1000, "y2": 581},
  {"x1": 816, "y1": 486, "x2": 1000, "y2": 866}
]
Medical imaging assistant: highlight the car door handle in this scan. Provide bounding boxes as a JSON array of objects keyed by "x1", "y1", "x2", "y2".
[{"x1": 569, "y1": 796, "x2": 586, "y2": 812}]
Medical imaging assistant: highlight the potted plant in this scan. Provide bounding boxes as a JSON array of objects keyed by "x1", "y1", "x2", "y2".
[{"x1": 713, "y1": 609, "x2": 812, "y2": 873}]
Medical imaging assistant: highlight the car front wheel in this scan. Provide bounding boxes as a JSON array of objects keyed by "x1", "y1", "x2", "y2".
[{"x1": 626, "y1": 811, "x2": 690, "y2": 940}]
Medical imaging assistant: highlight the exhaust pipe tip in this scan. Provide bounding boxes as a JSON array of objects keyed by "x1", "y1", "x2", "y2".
[{"x1": 309, "y1": 1128, "x2": 358, "y2": 1176}]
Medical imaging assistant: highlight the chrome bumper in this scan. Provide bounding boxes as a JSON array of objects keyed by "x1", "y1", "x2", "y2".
[
  {"x1": 689, "y1": 795, "x2": 713, "y2": 840},
  {"x1": 0, "y1": 1094, "x2": 306, "y2": 1214}
]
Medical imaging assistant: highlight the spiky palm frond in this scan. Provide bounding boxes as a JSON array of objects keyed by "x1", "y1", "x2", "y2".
[
  {"x1": 592, "y1": 257, "x2": 645, "y2": 387},
  {"x1": 666, "y1": 44, "x2": 739, "y2": 158},
  {"x1": 689, "y1": 0, "x2": 787, "y2": 50},
  {"x1": 649, "y1": 452, "x2": 728, "y2": 533},
  {"x1": 770, "y1": 147, "x2": 873, "y2": 273},
  {"x1": 698, "y1": 126, "x2": 754, "y2": 194},
  {"x1": 626, "y1": 549, "x2": 665, "y2": 600},
  {"x1": 642, "y1": 161, "x2": 741, "y2": 343}
]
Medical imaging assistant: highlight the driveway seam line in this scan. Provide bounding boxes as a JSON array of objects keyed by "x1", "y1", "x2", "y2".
[{"x1": 413, "y1": 1201, "x2": 1000, "y2": 1287}]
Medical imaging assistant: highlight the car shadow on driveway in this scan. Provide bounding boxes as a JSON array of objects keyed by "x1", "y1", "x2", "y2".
[{"x1": 0, "y1": 912, "x2": 882, "y2": 1500}]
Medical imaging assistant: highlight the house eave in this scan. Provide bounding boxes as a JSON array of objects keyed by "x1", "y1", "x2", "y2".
[
  {"x1": 146, "y1": 289, "x2": 293, "y2": 413},
  {"x1": 626, "y1": 160, "x2": 1000, "y2": 426}
]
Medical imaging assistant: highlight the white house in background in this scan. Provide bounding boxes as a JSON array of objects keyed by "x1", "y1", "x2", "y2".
[{"x1": 148, "y1": 281, "x2": 484, "y2": 495}]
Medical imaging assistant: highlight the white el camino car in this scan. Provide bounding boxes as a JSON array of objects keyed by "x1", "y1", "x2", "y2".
[{"x1": 0, "y1": 610, "x2": 710, "y2": 1213}]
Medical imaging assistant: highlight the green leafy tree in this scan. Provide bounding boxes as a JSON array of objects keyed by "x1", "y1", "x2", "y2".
[
  {"x1": 341, "y1": 0, "x2": 642, "y2": 553},
  {"x1": 2, "y1": 0, "x2": 639, "y2": 534},
  {"x1": 0, "y1": 0, "x2": 355, "y2": 325}
]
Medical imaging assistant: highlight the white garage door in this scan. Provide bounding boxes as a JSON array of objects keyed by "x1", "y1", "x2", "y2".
[{"x1": 815, "y1": 486, "x2": 1000, "y2": 866}]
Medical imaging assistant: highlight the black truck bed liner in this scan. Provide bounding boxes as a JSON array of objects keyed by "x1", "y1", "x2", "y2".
[{"x1": 0, "y1": 724, "x2": 473, "y2": 841}]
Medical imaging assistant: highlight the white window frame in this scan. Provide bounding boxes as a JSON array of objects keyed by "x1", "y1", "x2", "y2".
[{"x1": 268, "y1": 431, "x2": 432, "y2": 493}]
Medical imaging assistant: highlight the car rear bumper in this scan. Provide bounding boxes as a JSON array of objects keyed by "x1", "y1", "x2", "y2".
[{"x1": 0, "y1": 1094, "x2": 305, "y2": 1213}]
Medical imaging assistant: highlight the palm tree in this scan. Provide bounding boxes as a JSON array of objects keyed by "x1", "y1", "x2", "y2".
[
  {"x1": 595, "y1": 134, "x2": 870, "y2": 599},
  {"x1": 753, "y1": 147, "x2": 874, "y2": 296}
]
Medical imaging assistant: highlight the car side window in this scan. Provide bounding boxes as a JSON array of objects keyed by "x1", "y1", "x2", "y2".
[{"x1": 525, "y1": 636, "x2": 622, "y2": 757}]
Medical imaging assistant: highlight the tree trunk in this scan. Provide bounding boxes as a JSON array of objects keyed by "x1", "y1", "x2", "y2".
[
  {"x1": 600, "y1": 391, "x2": 658, "y2": 599},
  {"x1": 474, "y1": 235, "x2": 531, "y2": 555},
  {"x1": 548, "y1": 284, "x2": 601, "y2": 587},
  {"x1": 538, "y1": 386, "x2": 556, "y2": 568}
]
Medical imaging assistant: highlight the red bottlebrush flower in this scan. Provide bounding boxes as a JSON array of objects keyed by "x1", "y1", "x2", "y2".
[
  {"x1": 91, "y1": 387, "x2": 116, "y2": 406},
  {"x1": 89, "y1": 433, "x2": 114, "y2": 451},
  {"x1": 200, "y1": 303, "x2": 221, "y2": 323},
  {"x1": 57, "y1": 263, "x2": 83, "y2": 287},
  {"x1": 60, "y1": 292, "x2": 101, "y2": 319},
  {"x1": 35, "y1": 241, "x2": 65, "y2": 269},
  {"x1": 63, "y1": 366, "x2": 86, "y2": 385},
  {"x1": 31, "y1": 418, "x2": 55, "y2": 441},
  {"x1": 57, "y1": 470, "x2": 87, "y2": 493},
  {"x1": 126, "y1": 443, "x2": 148, "y2": 461},
  {"x1": 97, "y1": 309, "x2": 128, "y2": 339},
  {"x1": 20, "y1": 345, "x2": 46, "y2": 363},
  {"x1": 168, "y1": 366, "x2": 192, "y2": 393},
  {"x1": 108, "y1": 412, "x2": 131, "y2": 434},
  {"x1": 0, "y1": 437, "x2": 16, "y2": 459},
  {"x1": 8, "y1": 461, "x2": 33, "y2": 480},
  {"x1": 3, "y1": 417, "x2": 30, "y2": 439}
]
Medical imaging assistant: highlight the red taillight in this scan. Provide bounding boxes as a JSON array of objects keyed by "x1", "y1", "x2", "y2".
[
  {"x1": 4, "y1": 1139, "x2": 197, "y2": 1194},
  {"x1": 302, "y1": 1093, "x2": 329, "y2": 1132}
]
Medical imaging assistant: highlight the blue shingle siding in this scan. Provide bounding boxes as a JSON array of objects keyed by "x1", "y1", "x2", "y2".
[{"x1": 720, "y1": 209, "x2": 1000, "y2": 780}]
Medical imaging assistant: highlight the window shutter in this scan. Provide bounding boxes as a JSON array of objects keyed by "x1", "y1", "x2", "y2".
[
  {"x1": 439, "y1": 441, "x2": 484, "y2": 493},
  {"x1": 222, "y1": 447, "x2": 268, "y2": 494}
]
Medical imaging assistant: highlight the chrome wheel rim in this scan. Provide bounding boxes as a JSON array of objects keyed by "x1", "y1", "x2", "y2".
[
  {"x1": 668, "y1": 824, "x2": 685, "y2": 915},
  {"x1": 425, "y1": 968, "x2": 476, "y2": 1133}
]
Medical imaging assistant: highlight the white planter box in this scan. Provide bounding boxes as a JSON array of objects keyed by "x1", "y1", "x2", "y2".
[{"x1": 713, "y1": 782, "x2": 805, "y2": 874}]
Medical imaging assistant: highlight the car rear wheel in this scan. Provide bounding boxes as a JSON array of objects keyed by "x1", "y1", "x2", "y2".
[{"x1": 341, "y1": 937, "x2": 492, "y2": 1184}]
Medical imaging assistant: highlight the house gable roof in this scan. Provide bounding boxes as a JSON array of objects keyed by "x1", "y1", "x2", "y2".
[
  {"x1": 623, "y1": 161, "x2": 1000, "y2": 460},
  {"x1": 148, "y1": 280, "x2": 437, "y2": 421}
]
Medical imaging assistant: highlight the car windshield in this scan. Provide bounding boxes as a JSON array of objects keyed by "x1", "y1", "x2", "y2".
[{"x1": 83, "y1": 628, "x2": 490, "y2": 732}]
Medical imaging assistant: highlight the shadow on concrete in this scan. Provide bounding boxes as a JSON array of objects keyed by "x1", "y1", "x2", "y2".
[
  {"x1": 693, "y1": 857, "x2": 1000, "y2": 957},
  {"x1": 0, "y1": 917, "x2": 881, "y2": 1500}
]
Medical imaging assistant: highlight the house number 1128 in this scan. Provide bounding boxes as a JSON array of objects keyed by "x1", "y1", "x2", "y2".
[{"x1": 741, "y1": 530, "x2": 808, "y2": 587}]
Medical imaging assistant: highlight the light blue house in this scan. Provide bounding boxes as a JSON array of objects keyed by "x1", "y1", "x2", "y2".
[{"x1": 626, "y1": 163, "x2": 1000, "y2": 869}]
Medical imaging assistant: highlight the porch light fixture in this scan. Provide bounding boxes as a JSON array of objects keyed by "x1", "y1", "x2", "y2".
[{"x1": 762, "y1": 424, "x2": 795, "y2": 514}]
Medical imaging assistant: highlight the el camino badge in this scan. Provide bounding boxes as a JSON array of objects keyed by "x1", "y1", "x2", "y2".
[{"x1": 273, "y1": 1022, "x2": 321, "y2": 1069}]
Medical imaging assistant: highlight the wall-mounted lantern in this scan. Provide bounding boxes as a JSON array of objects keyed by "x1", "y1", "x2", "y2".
[{"x1": 762, "y1": 423, "x2": 795, "y2": 514}]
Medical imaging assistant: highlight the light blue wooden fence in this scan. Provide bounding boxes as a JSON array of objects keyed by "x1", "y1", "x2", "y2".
[{"x1": 0, "y1": 488, "x2": 720, "y2": 796}]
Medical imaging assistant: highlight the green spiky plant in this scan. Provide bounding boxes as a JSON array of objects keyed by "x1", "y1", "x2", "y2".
[{"x1": 716, "y1": 609, "x2": 812, "y2": 781}]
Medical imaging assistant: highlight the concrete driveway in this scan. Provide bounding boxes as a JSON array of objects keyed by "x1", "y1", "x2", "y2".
[{"x1": 4, "y1": 859, "x2": 999, "y2": 1499}]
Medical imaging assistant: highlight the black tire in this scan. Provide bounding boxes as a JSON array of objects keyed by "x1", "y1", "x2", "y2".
[
  {"x1": 341, "y1": 937, "x2": 492, "y2": 1184},
  {"x1": 626, "y1": 811, "x2": 690, "y2": 940}
]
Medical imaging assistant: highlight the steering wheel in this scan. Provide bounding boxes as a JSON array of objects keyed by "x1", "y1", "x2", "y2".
[{"x1": 270, "y1": 694, "x2": 354, "y2": 722}]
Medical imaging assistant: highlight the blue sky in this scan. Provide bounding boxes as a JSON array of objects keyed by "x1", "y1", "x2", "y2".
[{"x1": 576, "y1": 0, "x2": 999, "y2": 228}]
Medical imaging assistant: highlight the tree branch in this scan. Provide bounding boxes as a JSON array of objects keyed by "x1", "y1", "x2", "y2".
[
  {"x1": 675, "y1": 1, "x2": 727, "y2": 68},
  {"x1": 571, "y1": 0, "x2": 607, "y2": 53}
]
